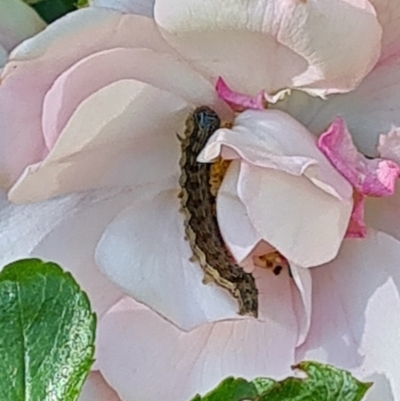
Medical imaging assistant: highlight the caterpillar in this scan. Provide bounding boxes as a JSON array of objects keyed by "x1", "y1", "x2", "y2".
[{"x1": 178, "y1": 106, "x2": 259, "y2": 317}]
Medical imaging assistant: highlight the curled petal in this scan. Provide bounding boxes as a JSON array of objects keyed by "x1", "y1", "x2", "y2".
[
  {"x1": 318, "y1": 117, "x2": 400, "y2": 196},
  {"x1": 216, "y1": 77, "x2": 266, "y2": 111},
  {"x1": 237, "y1": 163, "x2": 352, "y2": 268},
  {"x1": 378, "y1": 127, "x2": 400, "y2": 165},
  {"x1": 155, "y1": 0, "x2": 381, "y2": 97},
  {"x1": 216, "y1": 161, "x2": 263, "y2": 263},
  {"x1": 346, "y1": 191, "x2": 367, "y2": 238},
  {"x1": 290, "y1": 264, "x2": 312, "y2": 347},
  {"x1": 199, "y1": 110, "x2": 353, "y2": 201}
]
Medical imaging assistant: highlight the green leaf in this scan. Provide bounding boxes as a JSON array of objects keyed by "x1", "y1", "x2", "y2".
[
  {"x1": 24, "y1": 0, "x2": 77, "y2": 23},
  {"x1": 0, "y1": 258, "x2": 96, "y2": 401},
  {"x1": 192, "y1": 362, "x2": 372, "y2": 401},
  {"x1": 190, "y1": 377, "x2": 262, "y2": 401}
]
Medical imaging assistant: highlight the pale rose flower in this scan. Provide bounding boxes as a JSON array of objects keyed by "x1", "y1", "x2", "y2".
[
  {"x1": 0, "y1": 0, "x2": 45, "y2": 67},
  {"x1": 0, "y1": 0, "x2": 400, "y2": 400}
]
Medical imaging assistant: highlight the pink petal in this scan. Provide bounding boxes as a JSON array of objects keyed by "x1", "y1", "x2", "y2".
[
  {"x1": 277, "y1": 0, "x2": 400, "y2": 159},
  {"x1": 78, "y1": 372, "x2": 121, "y2": 401},
  {"x1": 42, "y1": 47, "x2": 230, "y2": 150},
  {"x1": 96, "y1": 268, "x2": 298, "y2": 400},
  {"x1": 216, "y1": 161, "x2": 263, "y2": 263},
  {"x1": 95, "y1": 188, "x2": 246, "y2": 330},
  {"x1": 318, "y1": 117, "x2": 400, "y2": 196},
  {"x1": 0, "y1": 9, "x2": 173, "y2": 190},
  {"x1": 378, "y1": 126, "x2": 400, "y2": 165},
  {"x1": 289, "y1": 264, "x2": 312, "y2": 347},
  {"x1": 237, "y1": 163, "x2": 352, "y2": 268},
  {"x1": 216, "y1": 77, "x2": 266, "y2": 111},
  {"x1": 0, "y1": 188, "x2": 136, "y2": 317},
  {"x1": 90, "y1": 0, "x2": 155, "y2": 17},
  {"x1": 199, "y1": 110, "x2": 353, "y2": 201},
  {"x1": 297, "y1": 230, "x2": 400, "y2": 399},
  {"x1": 199, "y1": 110, "x2": 353, "y2": 267},
  {"x1": 9, "y1": 81, "x2": 187, "y2": 203},
  {"x1": 346, "y1": 191, "x2": 367, "y2": 239},
  {"x1": 155, "y1": 0, "x2": 381, "y2": 97},
  {"x1": 365, "y1": 183, "x2": 400, "y2": 242},
  {"x1": 369, "y1": 0, "x2": 400, "y2": 65}
]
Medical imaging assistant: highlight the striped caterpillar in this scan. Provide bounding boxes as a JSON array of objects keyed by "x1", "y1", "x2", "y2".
[{"x1": 178, "y1": 106, "x2": 259, "y2": 317}]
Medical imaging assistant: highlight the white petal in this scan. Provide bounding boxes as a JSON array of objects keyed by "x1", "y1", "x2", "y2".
[
  {"x1": 276, "y1": 59, "x2": 400, "y2": 157},
  {"x1": 96, "y1": 268, "x2": 298, "y2": 400},
  {"x1": 199, "y1": 110, "x2": 353, "y2": 200},
  {"x1": 0, "y1": 188, "x2": 141, "y2": 316},
  {"x1": 217, "y1": 161, "x2": 263, "y2": 263},
  {"x1": 0, "y1": 10, "x2": 172, "y2": 190},
  {"x1": 90, "y1": 0, "x2": 155, "y2": 17},
  {"x1": 297, "y1": 230, "x2": 400, "y2": 399},
  {"x1": 369, "y1": 0, "x2": 400, "y2": 63},
  {"x1": 41, "y1": 47, "x2": 231, "y2": 150},
  {"x1": 155, "y1": 0, "x2": 381, "y2": 97},
  {"x1": 290, "y1": 264, "x2": 312, "y2": 347},
  {"x1": 0, "y1": 0, "x2": 45, "y2": 52},
  {"x1": 78, "y1": 372, "x2": 121, "y2": 401},
  {"x1": 365, "y1": 182, "x2": 400, "y2": 241},
  {"x1": 238, "y1": 163, "x2": 353, "y2": 268},
  {"x1": 8, "y1": 80, "x2": 186, "y2": 203},
  {"x1": 95, "y1": 188, "x2": 248, "y2": 330}
]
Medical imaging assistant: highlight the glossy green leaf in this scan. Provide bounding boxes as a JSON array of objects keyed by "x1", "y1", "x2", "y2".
[
  {"x1": 192, "y1": 362, "x2": 372, "y2": 401},
  {"x1": 0, "y1": 258, "x2": 96, "y2": 401}
]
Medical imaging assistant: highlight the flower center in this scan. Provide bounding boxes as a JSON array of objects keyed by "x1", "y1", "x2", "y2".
[{"x1": 254, "y1": 252, "x2": 289, "y2": 276}]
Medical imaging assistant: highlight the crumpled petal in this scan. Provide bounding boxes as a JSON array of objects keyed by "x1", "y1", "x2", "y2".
[
  {"x1": 90, "y1": 0, "x2": 155, "y2": 17},
  {"x1": 0, "y1": 0, "x2": 45, "y2": 53},
  {"x1": 96, "y1": 268, "x2": 298, "y2": 401},
  {"x1": 78, "y1": 372, "x2": 121, "y2": 401},
  {"x1": 378, "y1": 126, "x2": 400, "y2": 164},
  {"x1": 200, "y1": 110, "x2": 353, "y2": 267},
  {"x1": 216, "y1": 77, "x2": 266, "y2": 111},
  {"x1": 346, "y1": 192, "x2": 367, "y2": 238},
  {"x1": 297, "y1": 230, "x2": 400, "y2": 400},
  {"x1": 318, "y1": 118, "x2": 400, "y2": 238},
  {"x1": 155, "y1": 0, "x2": 381, "y2": 98},
  {"x1": 318, "y1": 117, "x2": 400, "y2": 196},
  {"x1": 96, "y1": 188, "x2": 248, "y2": 330}
]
